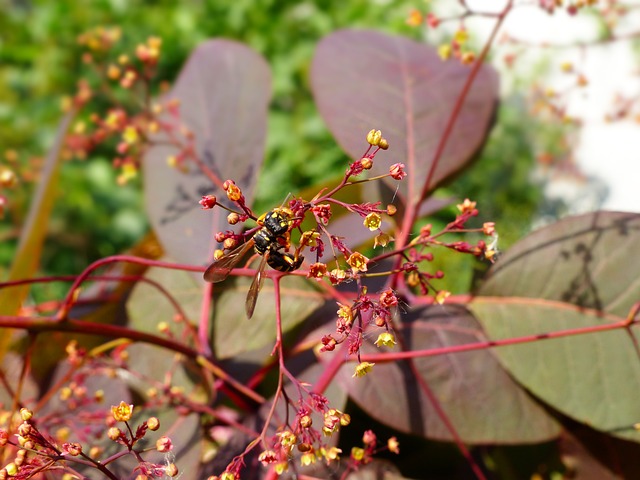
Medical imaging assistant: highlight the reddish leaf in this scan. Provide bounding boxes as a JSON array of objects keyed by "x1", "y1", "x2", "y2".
[
  {"x1": 144, "y1": 40, "x2": 271, "y2": 265},
  {"x1": 471, "y1": 212, "x2": 640, "y2": 441},
  {"x1": 311, "y1": 29, "x2": 498, "y2": 205},
  {"x1": 333, "y1": 305, "x2": 560, "y2": 443}
]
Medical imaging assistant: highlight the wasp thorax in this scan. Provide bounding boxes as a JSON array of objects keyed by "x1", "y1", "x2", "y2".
[{"x1": 263, "y1": 209, "x2": 292, "y2": 237}]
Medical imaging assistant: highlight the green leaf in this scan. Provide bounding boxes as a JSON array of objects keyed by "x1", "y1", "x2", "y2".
[
  {"x1": 213, "y1": 270, "x2": 324, "y2": 359},
  {"x1": 471, "y1": 211, "x2": 640, "y2": 441}
]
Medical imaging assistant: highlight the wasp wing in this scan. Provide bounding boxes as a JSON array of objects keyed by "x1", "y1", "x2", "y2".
[
  {"x1": 245, "y1": 253, "x2": 269, "y2": 319},
  {"x1": 203, "y1": 240, "x2": 255, "y2": 283}
]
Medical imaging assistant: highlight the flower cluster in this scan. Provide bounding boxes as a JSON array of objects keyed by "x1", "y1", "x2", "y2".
[
  {"x1": 0, "y1": 405, "x2": 176, "y2": 479},
  {"x1": 349, "y1": 430, "x2": 400, "y2": 469},
  {"x1": 203, "y1": 129, "x2": 398, "y2": 280},
  {"x1": 63, "y1": 26, "x2": 192, "y2": 186}
]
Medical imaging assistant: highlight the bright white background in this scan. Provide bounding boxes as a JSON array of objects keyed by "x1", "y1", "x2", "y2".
[{"x1": 437, "y1": 1, "x2": 640, "y2": 214}]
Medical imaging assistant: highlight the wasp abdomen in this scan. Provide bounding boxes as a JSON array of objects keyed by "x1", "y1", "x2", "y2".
[
  {"x1": 253, "y1": 229, "x2": 274, "y2": 255},
  {"x1": 267, "y1": 249, "x2": 304, "y2": 273}
]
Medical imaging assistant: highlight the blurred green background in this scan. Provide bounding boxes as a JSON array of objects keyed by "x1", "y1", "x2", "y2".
[{"x1": 0, "y1": 0, "x2": 549, "y2": 298}]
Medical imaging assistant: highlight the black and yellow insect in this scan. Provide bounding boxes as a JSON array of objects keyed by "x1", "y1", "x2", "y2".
[{"x1": 203, "y1": 208, "x2": 304, "y2": 318}]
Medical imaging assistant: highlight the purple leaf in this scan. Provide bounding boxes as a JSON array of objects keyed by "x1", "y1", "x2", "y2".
[
  {"x1": 334, "y1": 305, "x2": 560, "y2": 443},
  {"x1": 311, "y1": 29, "x2": 498, "y2": 206},
  {"x1": 144, "y1": 40, "x2": 271, "y2": 266}
]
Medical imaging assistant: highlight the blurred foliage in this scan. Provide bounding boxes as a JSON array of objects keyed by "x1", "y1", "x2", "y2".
[{"x1": 0, "y1": 0, "x2": 545, "y2": 298}]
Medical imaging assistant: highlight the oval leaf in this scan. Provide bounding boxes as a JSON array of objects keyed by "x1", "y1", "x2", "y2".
[
  {"x1": 311, "y1": 29, "x2": 498, "y2": 204},
  {"x1": 144, "y1": 40, "x2": 271, "y2": 265},
  {"x1": 213, "y1": 272, "x2": 324, "y2": 359},
  {"x1": 334, "y1": 305, "x2": 560, "y2": 443},
  {"x1": 471, "y1": 211, "x2": 640, "y2": 441}
]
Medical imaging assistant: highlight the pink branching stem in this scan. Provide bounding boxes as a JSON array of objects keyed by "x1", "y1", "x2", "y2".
[
  {"x1": 56, "y1": 255, "x2": 203, "y2": 321},
  {"x1": 360, "y1": 316, "x2": 639, "y2": 364},
  {"x1": 394, "y1": 0, "x2": 514, "y2": 257},
  {"x1": 0, "y1": 314, "x2": 262, "y2": 405},
  {"x1": 411, "y1": 360, "x2": 488, "y2": 480}
]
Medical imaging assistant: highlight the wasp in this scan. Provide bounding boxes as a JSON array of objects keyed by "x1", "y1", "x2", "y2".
[{"x1": 203, "y1": 208, "x2": 304, "y2": 318}]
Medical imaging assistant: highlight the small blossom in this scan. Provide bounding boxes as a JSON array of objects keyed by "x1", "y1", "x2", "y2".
[
  {"x1": 374, "y1": 233, "x2": 393, "y2": 248},
  {"x1": 300, "y1": 451, "x2": 316, "y2": 466},
  {"x1": 17, "y1": 422, "x2": 31, "y2": 437},
  {"x1": 323, "y1": 410, "x2": 341, "y2": 435},
  {"x1": 388, "y1": 437, "x2": 400, "y2": 454},
  {"x1": 223, "y1": 237, "x2": 237, "y2": 250},
  {"x1": 461, "y1": 51, "x2": 476, "y2": 65},
  {"x1": 277, "y1": 430, "x2": 297, "y2": 449},
  {"x1": 156, "y1": 436, "x2": 173, "y2": 452},
  {"x1": 387, "y1": 204, "x2": 397, "y2": 216},
  {"x1": 107, "y1": 427, "x2": 121, "y2": 441},
  {"x1": 379, "y1": 289, "x2": 398, "y2": 307},
  {"x1": 299, "y1": 415, "x2": 312, "y2": 429},
  {"x1": 353, "y1": 362, "x2": 375, "y2": 377},
  {"x1": 0, "y1": 429, "x2": 8, "y2": 446},
  {"x1": 339, "y1": 413, "x2": 351, "y2": 426},
  {"x1": 312, "y1": 204, "x2": 332, "y2": 225},
  {"x1": 438, "y1": 43, "x2": 452, "y2": 60},
  {"x1": 0, "y1": 167, "x2": 17, "y2": 188},
  {"x1": 360, "y1": 157, "x2": 373, "y2": 169},
  {"x1": 20, "y1": 408, "x2": 33, "y2": 421},
  {"x1": 147, "y1": 417, "x2": 160, "y2": 431},
  {"x1": 378, "y1": 138, "x2": 389, "y2": 150},
  {"x1": 107, "y1": 64, "x2": 121, "y2": 79},
  {"x1": 456, "y1": 198, "x2": 476, "y2": 214},
  {"x1": 347, "y1": 252, "x2": 368, "y2": 273},
  {"x1": 300, "y1": 230, "x2": 321, "y2": 247},
  {"x1": 389, "y1": 163, "x2": 407, "y2": 180},
  {"x1": 561, "y1": 61, "x2": 573, "y2": 73},
  {"x1": 63, "y1": 442, "x2": 83, "y2": 456},
  {"x1": 406, "y1": 9, "x2": 423, "y2": 26},
  {"x1": 116, "y1": 163, "x2": 138, "y2": 185},
  {"x1": 227, "y1": 212, "x2": 240, "y2": 224},
  {"x1": 351, "y1": 447, "x2": 365, "y2": 461},
  {"x1": 483, "y1": 222, "x2": 496, "y2": 236},
  {"x1": 362, "y1": 430, "x2": 377, "y2": 446},
  {"x1": 363, "y1": 212, "x2": 381, "y2": 231},
  {"x1": 366, "y1": 129, "x2": 382, "y2": 146},
  {"x1": 274, "y1": 463, "x2": 288, "y2": 475},
  {"x1": 329, "y1": 268, "x2": 347, "y2": 285},
  {"x1": 308, "y1": 262, "x2": 327, "y2": 278},
  {"x1": 5, "y1": 463, "x2": 17, "y2": 476},
  {"x1": 259, "y1": 450, "x2": 278, "y2": 465},
  {"x1": 320, "y1": 334, "x2": 337, "y2": 352},
  {"x1": 111, "y1": 401, "x2": 133, "y2": 422},
  {"x1": 426, "y1": 12, "x2": 440, "y2": 28},
  {"x1": 337, "y1": 303, "x2": 354, "y2": 325},
  {"x1": 454, "y1": 28, "x2": 469, "y2": 44},
  {"x1": 435, "y1": 290, "x2": 450, "y2": 304},
  {"x1": 226, "y1": 183, "x2": 242, "y2": 202},
  {"x1": 165, "y1": 463, "x2": 179, "y2": 477},
  {"x1": 374, "y1": 332, "x2": 396, "y2": 348},
  {"x1": 322, "y1": 446, "x2": 342, "y2": 461}
]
